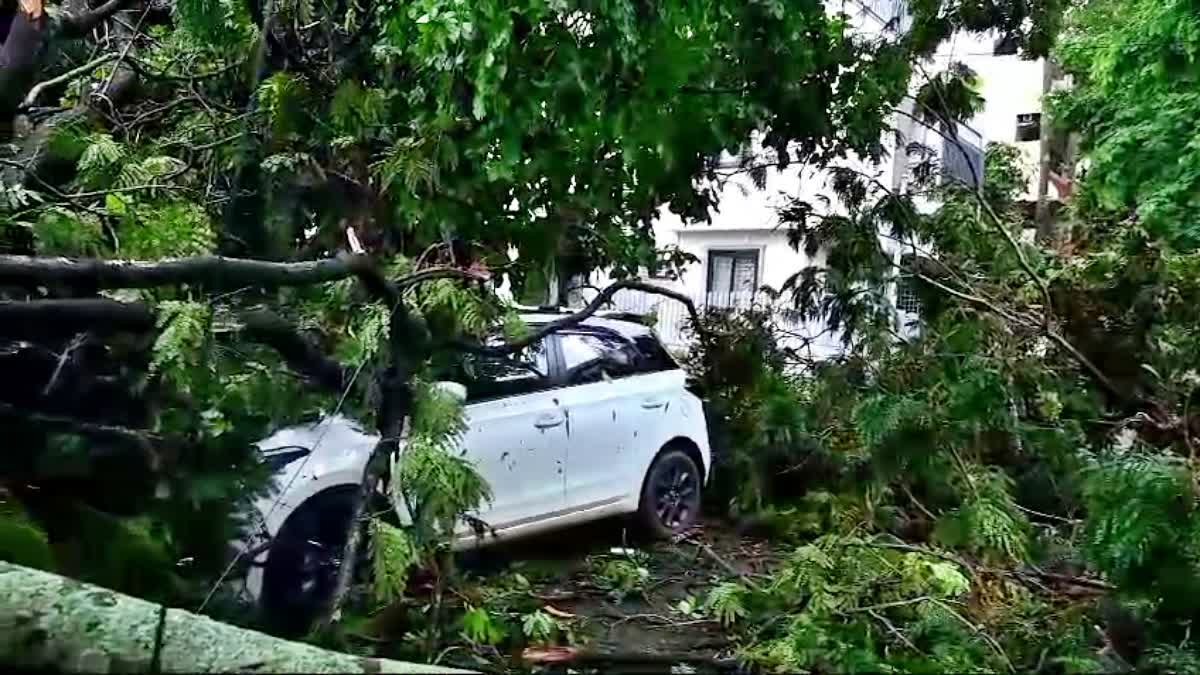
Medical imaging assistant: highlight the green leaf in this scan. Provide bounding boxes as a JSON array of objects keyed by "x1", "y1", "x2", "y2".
[{"x1": 461, "y1": 605, "x2": 506, "y2": 645}]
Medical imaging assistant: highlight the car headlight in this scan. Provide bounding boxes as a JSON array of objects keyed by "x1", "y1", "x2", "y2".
[{"x1": 256, "y1": 445, "x2": 311, "y2": 473}]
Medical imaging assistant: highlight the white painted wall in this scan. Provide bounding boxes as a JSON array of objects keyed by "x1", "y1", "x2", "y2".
[{"x1": 928, "y1": 32, "x2": 1046, "y2": 198}]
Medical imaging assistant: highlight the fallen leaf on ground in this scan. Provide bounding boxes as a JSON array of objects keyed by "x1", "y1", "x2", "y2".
[{"x1": 522, "y1": 646, "x2": 579, "y2": 663}]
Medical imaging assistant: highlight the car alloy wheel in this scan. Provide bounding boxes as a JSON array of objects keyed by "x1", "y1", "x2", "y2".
[{"x1": 639, "y1": 449, "x2": 702, "y2": 537}]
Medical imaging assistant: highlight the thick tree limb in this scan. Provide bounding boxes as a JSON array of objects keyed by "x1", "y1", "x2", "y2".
[
  {"x1": 0, "y1": 401, "x2": 160, "y2": 446},
  {"x1": 240, "y1": 309, "x2": 350, "y2": 394},
  {"x1": 0, "y1": 561, "x2": 469, "y2": 673},
  {"x1": 57, "y1": 0, "x2": 140, "y2": 38},
  {"x1": 0, "y1": 299, "x2": 155, "y2": 336},
  {"x1": 0, "y1": 0, "x2": 49, "y2": 120},
  {"x1": 341, "y1": 256, "x2": 490, "y2": 304},
  {"x1": 0, "y1": 253, "x2": 366, "y2": 290},
  {"x1": 339, "y1": 251, "x2": 400, "y2": 305},
  {"x1": 463, "y1": 279, "x2": 707, "y2": 356},
  {"x1": 395, "y1": 266, "x2": 490, "y2": 291},
  {"x1": 317, "y1": 283, "x2": 436, "y2": 632}
]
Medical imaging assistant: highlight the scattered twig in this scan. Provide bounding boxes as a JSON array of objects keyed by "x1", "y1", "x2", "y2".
[
  {"x1": 868, "y1": 608, "x2": 919, "y2": 652},
  {"x1": 522, "y1": 647, "x2": 735, "y2": 669},
  {"x1": 1024, "y1": 569, "x2": 1114, "y2": 592},
  {"x1": 683, "y1": 536, "x2": 758, "y2": 589},
  {"x1": 900, "y1": 484, "x2": 938, "y2": 521},
  {"x1": 930, "y1": 598, "x2": 1015, "y2": 672},
  {"x1": 186, "y1": 133, "x2": 246, "y2": 153},
  {"x1": 20, "y1": 54, "x2": 118, "y2": 109},
  {"x1": 40, "y1": 332, "x2": 88, "y2": 397},
  {"x1": 846, "y1": 596, "x2": 933, "y2": 614},
  {"x1": 1013, "y1": 503, "x2": 1082, "y2": 525}
]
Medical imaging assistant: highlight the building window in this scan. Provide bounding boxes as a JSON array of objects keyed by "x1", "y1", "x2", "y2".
[
  {"x1": 1016, "y1": 113, "x2": 1041, "y2": 142},
  {"x1": 941, "y1": 136, "x2": 984, "y2": 188},
  {"x1": 896, "y1": 254, "x2": 921, "y2": 314},
  {"x1": 706, "y1": 249, "x2": 759, "y2": 301}
]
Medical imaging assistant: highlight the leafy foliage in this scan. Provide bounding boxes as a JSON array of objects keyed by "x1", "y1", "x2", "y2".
[
  {"x1": 151, "y1": 301, "x2": 213, "y2": 391},
  {"x1": 0, "y1": 0, "x2": 1168, "y2": 667},
  {"x1": 370, "y1": 518, "x2": 418, "y2": 607},
  {"x1": 1081, "y1": 452, "x2": 1200, "y2": 609},
  {"x1": 460, "y1": 605, "x2": 507, "y2": 646},
  {"x1": 1053, "y1": 0, "x2": 1200, "y2": 249},
  {"x1": 591, "y1": 553, "x2": 651, "y2": 601},
  {"x1": 391, "y1": 381, "x2": 489, "y2": 550},
  {"x1": 520, "y1": 609, "x2": 562, "y2": 646}
]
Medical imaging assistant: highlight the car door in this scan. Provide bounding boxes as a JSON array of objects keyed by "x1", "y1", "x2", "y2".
[
  {"x1": 455, "y1": 339, "x2": 568, "y2": 540},
  {"x1": 552, "y1": 328, "x2": 657, "y2": 510}
]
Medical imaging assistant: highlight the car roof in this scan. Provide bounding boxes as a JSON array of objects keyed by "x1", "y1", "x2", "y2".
[{"x1": 517, "y1": 310, "x2": 655, "y2": 339}]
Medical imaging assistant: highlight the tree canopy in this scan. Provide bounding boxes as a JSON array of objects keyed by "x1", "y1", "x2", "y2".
[{"x1": 9, "y1": 0, "x2": 1200, "y2": 672}]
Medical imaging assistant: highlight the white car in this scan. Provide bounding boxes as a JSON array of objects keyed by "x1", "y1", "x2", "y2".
[{"x1": 233, "y1": 313, "x2": 711, "y2": 633}]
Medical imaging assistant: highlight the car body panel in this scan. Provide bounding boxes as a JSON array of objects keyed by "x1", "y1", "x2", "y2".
[
  {"x1": 458, "y1": 389, "x2": 569, "y2": 532},
  {"x1": 234, "y1": 316, "x2": 710, "y2": 604}
]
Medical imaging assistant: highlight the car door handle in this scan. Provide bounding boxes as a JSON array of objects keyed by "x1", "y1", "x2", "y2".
[
  {"x1": 533, "y1": 414, "x2": 565, "y2": 429},
  {"x1": 641, "y1": 398, "x2": 667, "y2": 409}
]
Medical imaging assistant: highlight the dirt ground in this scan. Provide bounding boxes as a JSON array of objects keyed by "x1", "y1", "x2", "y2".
[{"x1": 454, "y1": 517, "x2": 782, "y2": 674}]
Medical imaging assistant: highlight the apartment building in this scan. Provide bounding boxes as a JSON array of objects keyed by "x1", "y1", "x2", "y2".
[{"x1": 584, "y1": 1, "x2": 1054, "y2": 355}]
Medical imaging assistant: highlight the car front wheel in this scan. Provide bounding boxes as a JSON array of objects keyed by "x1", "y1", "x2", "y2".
[
  {"x1": 261, "y1": 488, "x2": 358, "y2": 637},
  {"x1": 637, "y1": 448, "x2": 702, "y2": 539}
]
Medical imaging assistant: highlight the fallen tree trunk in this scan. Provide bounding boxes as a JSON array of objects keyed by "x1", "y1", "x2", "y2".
[{"x1": 0, "y1": 561, "x2": 472, "y2": 673}]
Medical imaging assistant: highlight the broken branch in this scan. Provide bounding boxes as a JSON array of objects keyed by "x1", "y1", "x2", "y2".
[
  {"x1": 59, "y1": 0, "x2": 141, "y2": 38},
  {"x1": 240, "y1": 309, "x2": 351, "y2": 394},
  {"x1": 0, "y1": 401, "x2": 160, "y2": 447},
  {"x1": 0, "y1": 299, "x2": 155, "y2": 337},
  {"x1": 463, "y1": 279, "x2": 706, "y2": 356},
  {"x1": 20, "y1": 54, "x2": 117, "y2": 109},
  {"x1": 0, "y1": 253, "x2": 365, "y2": 290}
]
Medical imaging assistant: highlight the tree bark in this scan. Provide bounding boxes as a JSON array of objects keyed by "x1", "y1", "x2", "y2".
[
  {"x1": 0, "y1": 0, "x2": 49, "y2": 129},
  {"x1": 57, "y1": 0, "x2": 139, "y2": 38},
  {"x1": 0, "y1": 561, "x2": 471, "y2": 673},
  {"x1": 317, "y1": 295, "x2": 427, "y2": 632},
  {"x1": 1035, "y1": 57, "x2": 1071, "y2": 245},
  {"x1": 0, "y1": 298, "x2": 155, "y2": 336},
  {"x1": 0, "y1": 0, "x2": 139, "y2": 128},
  {"x1": 0, "y1": 253, "x2": 366, "y2": 290}
]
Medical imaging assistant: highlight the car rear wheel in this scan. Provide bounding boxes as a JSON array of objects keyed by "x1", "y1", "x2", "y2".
[
  {"x1": 261, "y1": 488, "x2": 359, "y2": 637},
  {"x1": 637, "y1": 449, "x2": 702, "y2": 539}
]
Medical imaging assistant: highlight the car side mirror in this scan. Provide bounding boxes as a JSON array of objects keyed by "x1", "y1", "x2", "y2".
[{"x1": 433, "y1": 381, "x2": 468, "y2": 403}]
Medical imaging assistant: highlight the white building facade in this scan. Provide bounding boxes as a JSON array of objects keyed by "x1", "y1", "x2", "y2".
[{"x1": 575, "y1": 1, "x2": 1052, "y2": 357}]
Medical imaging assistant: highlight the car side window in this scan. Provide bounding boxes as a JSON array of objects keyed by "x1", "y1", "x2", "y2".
[
  {"x1": 460, "y1": 340, "x2": 551, "y2": 402},
  {"x1": 632, "y1": 334, "x2": 679, "y2": 372},
  {"x1": 560, "y1": 330, "x2": 641, "y2": 385}
]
